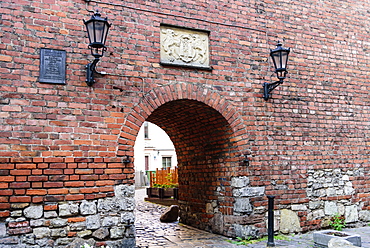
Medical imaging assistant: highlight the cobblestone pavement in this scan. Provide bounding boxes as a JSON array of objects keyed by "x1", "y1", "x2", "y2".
[
  {"x1": 135, "y1": 188, "x2": 244, "y2": 248},
  {"x1": 135, "y1": 188, "x2": 370, "y2": 248}
]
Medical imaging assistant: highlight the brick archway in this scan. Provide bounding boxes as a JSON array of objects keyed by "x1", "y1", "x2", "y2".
[{"x1": 118, "y1": 82, "x2": 249, "y2": 234}]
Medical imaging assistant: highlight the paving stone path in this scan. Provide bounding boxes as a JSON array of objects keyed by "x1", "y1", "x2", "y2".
[
  {"x1": 134, "y1": 188, "x2": 370, "y2": 248},
  {"x1": 135, "y1": 188, "x2": 245, "y2": 248}
]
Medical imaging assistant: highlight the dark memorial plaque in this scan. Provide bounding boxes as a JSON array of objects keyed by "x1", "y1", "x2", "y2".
[{"x1": 39, "y1": 48, "x2": 66, "y2": 84}]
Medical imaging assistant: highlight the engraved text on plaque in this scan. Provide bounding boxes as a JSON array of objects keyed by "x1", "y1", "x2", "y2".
[{"x1": 39, "y1": 48, "x2": 66, "y2": 84}]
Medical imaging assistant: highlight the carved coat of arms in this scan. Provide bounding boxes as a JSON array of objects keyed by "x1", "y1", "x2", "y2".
[{"x1": 160, "y1": 25, "x2": 210, "y2": 69}]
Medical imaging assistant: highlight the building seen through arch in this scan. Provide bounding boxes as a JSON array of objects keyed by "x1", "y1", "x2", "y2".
[{"x1": 134, "y1": 121, "x2": 178, "y2": 187}]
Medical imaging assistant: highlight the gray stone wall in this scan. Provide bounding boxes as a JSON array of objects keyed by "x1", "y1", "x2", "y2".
[
  {"x1": 306, "y1": 168, "x2": 370, "y2": 226},
  {"x1": 273, "y1": 168, "x2": 370, "y2": 234},
  {"x1": 231, "y1": 176, "x2": 265, "y2": 239},
  {"x1": 230, "y1": 171, "x2": 370, "y2": 238},
  {"x1": 0, "y1": 185, "x2": 135, "y2": 248}
]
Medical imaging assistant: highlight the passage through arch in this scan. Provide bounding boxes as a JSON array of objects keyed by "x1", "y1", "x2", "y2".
[{"x1": 119, "y1": 83, "x2": 250, "y2": 234}]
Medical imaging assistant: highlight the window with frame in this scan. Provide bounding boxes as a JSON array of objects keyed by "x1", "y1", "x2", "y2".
[
  {"x1": 144, "y1": 122, "x2": 149, "y2": 139},
  {"x1": 145, "y1": 155, "x2": 149, "y2": 171},
  {"x1": 162, "y1": 157, "x2": 171, "y2": 168}
]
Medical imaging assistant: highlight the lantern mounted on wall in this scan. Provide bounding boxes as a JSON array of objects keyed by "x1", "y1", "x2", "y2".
[
  {"x1": 263, "y1": 42, "x2": 290, "y2": 101},
  {"x1": 122, "y1": 155, "x2": 132, "y2": 164},
  {"x1": 83, "y1": 10, "x2": 111, "y2": 86}
]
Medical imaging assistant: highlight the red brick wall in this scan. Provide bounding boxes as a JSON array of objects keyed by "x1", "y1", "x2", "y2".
[
  {"x1": 1, "y1": 0, "x2": 370, "y2": 238},
  {"x1": 0, "y1": 157, "x2": 132, "y2": 218}
]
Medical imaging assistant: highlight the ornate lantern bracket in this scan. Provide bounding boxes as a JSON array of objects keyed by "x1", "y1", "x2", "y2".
[
  {"x1": 83, "y1": 10, "x2": 111, "y2": 86},
  {"x1": 263, "y1": 42, "x2": 290, "y2": 101}
]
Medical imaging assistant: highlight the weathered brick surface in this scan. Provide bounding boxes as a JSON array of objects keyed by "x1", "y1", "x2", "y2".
[{"x1": 1, "y1": 0, "x2": 370, "y2": 244}]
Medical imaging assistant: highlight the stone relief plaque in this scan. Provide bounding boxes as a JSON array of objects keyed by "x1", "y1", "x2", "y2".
[
  {"x1": 160, "y1": 24, "x2": 211, "y2": 70},
  {"x1": 39, "y1": 48, "x2": 66, "y2": 84}
]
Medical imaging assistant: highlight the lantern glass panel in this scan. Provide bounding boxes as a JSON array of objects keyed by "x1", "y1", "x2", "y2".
[
  {"x1": 93, "y1": 21, "x2": 107, "y2": 45},
  {"x1": 280, "y1": 50, "x2": 289, "y2": 69},
  {"x1": 270, "y1": 52, "x2": 280, "y2": 71},
  {"x1": 86, "y1": 21, "x2": 96, "y2": 45}
]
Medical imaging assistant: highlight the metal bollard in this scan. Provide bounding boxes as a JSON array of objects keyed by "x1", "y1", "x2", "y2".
[{"x1": 267, "y1": 195, "x2": 275, "y2": 247}]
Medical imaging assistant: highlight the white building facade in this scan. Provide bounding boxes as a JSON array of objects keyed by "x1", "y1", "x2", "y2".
[{"x1": 134, "y1": 122, "x2": 177, "y2": 186}]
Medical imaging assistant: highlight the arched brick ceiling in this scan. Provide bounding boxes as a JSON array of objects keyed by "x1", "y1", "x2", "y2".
[{"x1": 146, "y1": 99, "x2": 235, "y2": 163}]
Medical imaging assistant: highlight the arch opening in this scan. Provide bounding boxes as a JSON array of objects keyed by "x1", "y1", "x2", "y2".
[{"x1": 145, "y1": 99, "x2": 240, "y2": 233}]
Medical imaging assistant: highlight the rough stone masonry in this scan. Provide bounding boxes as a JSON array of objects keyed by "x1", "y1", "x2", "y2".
[
  {"x1": 1, "y1": 185, "x2": 135, "y2": 247},
  {"x1": 1, "y1": 0, "x2": 370, "y2": 246}
]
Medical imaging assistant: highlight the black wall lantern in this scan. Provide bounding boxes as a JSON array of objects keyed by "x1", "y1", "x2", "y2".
[
  {"x1": 83, "y1": 10, "x2": 111, "y2": 86},
  {"x1": 122, "y1": 155, "x2": 132, "y2": 164},
  {"x1": 263, "y1": 42, "x2": 290, "y2": 101},
  {"x1": 243, "y1": 154, "x2": 249, "y2": 166}
]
